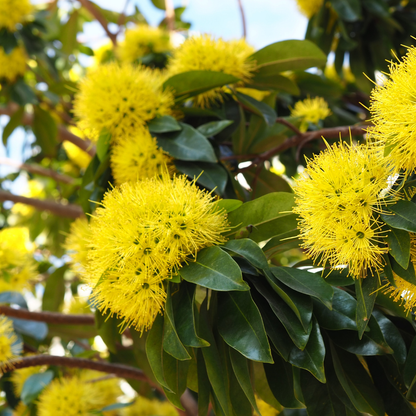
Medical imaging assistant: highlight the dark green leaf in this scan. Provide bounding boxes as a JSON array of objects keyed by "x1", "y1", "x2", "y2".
[
  {"x1": 197, "y1": 120, "x2": 234, "y2": 137},
  {"x1": 213, "y1": 199, "x2": 243, "y2": 213},
  {"x1": 157, "y1": 123, "x2": 217, "y2": 163},
  {"x1": 163, "y1": 284, "x2": 191, "y2": 361},
  {"x1": 32, "y1": 106, "x2": 57, "y2": 156},
  {"x1": 249, "y1": 72, "x2": 300, "y2": 95},
  {"x1": 222, "y1": 238, "x2": 269, "y2": 270},
  {"x1": 95, "y1": 310, "x2": 121, "y2": 354},
  {"x1": 331, "y1": 0, "x2": 362, "y2": 21},
  {"x1": 60, "y1": 10, "x2": 79, "y2": 54},
  {"x1": 250, "y1": 40, "x2": 326, "y2": 72},
  {"x1": 148, "y1": 115, "x2": 181, "y2": 133},
  {"x1": 163, "y1": 350, "x2": 189, "y2": 410},
  {"x1": 381, "y1": 201, "x2": 416, "y2": 233},
  {"x1": 243, "y1": 167, "x2": 293, "y2": 196},
  {"x1": 197, "y1": 349, "x2": 210, "y2": 416},
  {"x1": 21, "y1": 371, "x2": 54, "y2": 405},
  {"x1": 11, "y1": 80, "x2": 38, "y2": 106},
  {"x1": 235, "y1": 92, "x2": 276, "y2": 126},
  {"x1": 42, "y1": 265, "x2": 67, "y2": 312},
  {"x1": 262, "y1": 230, "x2": 300, "y2": 259},
  {"x1": 271, "y1": 267, "x2": 333, "y2": 309},
  {"x1": 163, "y1": 71, "x2": 239, "y2": 101},
  {"x1": 96, "y1": 130, "x2": 111, "y2": 162},
  {"x1": 390, "y1": 255, "x2": 416, "y2": 285},
  {"x1": 226, "y1": 192, "x2": 297, "y2": 242},
  {"x1": 174, "y1": 282, "x2": 209, "y2": 348},
  {"x1": 179, "y1": 246, "x2": 249, "y2": 291},
  {"x1": 386, "y1": 228, "x2": 411, "y2": 269},
  {"x1": 174, "y1": 161, "x2": 227, "y2": 195},
  {"x1": 2, "y1": 107, "x2": 24, "y2": 146},
  {"x1": 355, "y1": 275, "x2": 378, "y2": 338},
  {"x1": 218, "y1": 291, "x2": 273, "y2": 363},
  {"x1": 404, "y1": 338, "x2": 416, "y2": 389}
]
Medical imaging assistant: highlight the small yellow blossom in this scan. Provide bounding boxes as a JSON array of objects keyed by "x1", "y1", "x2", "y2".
[
  {"x1": 83, "y1": 171, "x2": 229, "y2": 331},
  {"x1": 110, "y1": 130, "x2": 173, "y2": 185},
  {"x1": 92, "y1": 42, "x2": 115, "y2": 67},
  {"x1": 12, "y1": 402, "x2": 29, "y2": 416},
  {"x1": 119, "y1": 25, "x2": 172, "y2": 63},
  {"x1": 0, "y1": 315, "x2": 21, "y2": 368},
  {"x1": 0, "y1": 47, "x2": 26, "y2": 82},
  {"x1": 0, "y1": 0, "x2": 32, "y2": 31},
  {"x1": 64, "y1": 297, "x2": 91, "y2": 315},
  {"x1": 123, "y1": 396, "x2": 179, "y2": 416},
  {"x1": 296, "y1": 0, "x2": 324, "y2": 18},
  {"x1": 63, "y1": 127, "x2": 92, "y2": 169},
  {"x1": 369, "y1": 46, "x2": 416, "y2": 175},
  {"x1": 64, "y1": 217, "x2": 90, "y2": 274},
  {"x1": 73, "y1": 63, "x2": 174, "y2": 141},
  {"x1": 293, "y1": 141, "x2": 396, "y2": 278},
  {"x1": 11, "y1": 365, "x2": 45, "y2": 397},
  {"x1": 291, "y1": 97, "x2": 331, "y2": 132},
  {"x1": 168, "y1": 34, "x2": 255, "y2": 107}
]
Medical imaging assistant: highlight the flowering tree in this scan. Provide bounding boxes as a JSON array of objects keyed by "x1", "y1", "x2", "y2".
[{"x1": 1, "y1": 0, "x2": 416, "y2": 415}]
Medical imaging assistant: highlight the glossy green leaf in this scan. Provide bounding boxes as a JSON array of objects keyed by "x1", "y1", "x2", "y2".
[
  {"x1": 148, "y1": 115, "x2": 181, "y2": 133},
  {"x1": 331, "y1": 344, "x2": 385, "y2": 416},
  {"x1": 222, "y1": 238, "x2": 269, "y2": 270},
  {"x1": 243, "y1": 167, "x2": 293, "y2": 197},
  {"x1": 197, "y1": 120, "x2": 234, "y2": 137},
  {"x1": 313, "y1": 287, "x2": 357, "y2": 331},
  {"x1": 213, "y1": 199, "x2": 243, "y2": 213},
  {"x1": 262, "y1": 229, "x2": 300, "y2": 258},
  {"x1": 321, "y1": 267, "x2": 355, "y2": 287},
  {"x1": 381, "y1": 201, "x2": 416, "y2": 233},
  {"x1": 385, "y1": 228, "x2": 410, "y2": 269},
  {"x1": 235, "y1": 91, "x2": 276, "y2": 126},
  {"x1": 250, "y1": 40, "x2": 326, "y2": 72},
  {"x1": 163, "y1": 70, "x2": 239, "y2": 101},
  {"x1": 96, "y1": 129, "x2": 111, "y2": 162},
  {"x1": 179, "y1": 246, "x2": 249, "y2": 291},
  {"x1": 157, "y1": 123, "x2": 217, "y2": 163},
  {"x1": 271, "y1": 266, "x2": 333, "y2": 309},
  {"x1": 390, "y1": 255, "x2": 416, "y2": 285},
  {"x1": 289, "y1": 319, "x2": 326, "y2": 383},
  {"x1": 249, "y1": 72, "x2": 300, "y2": 95},
  {"x1": 32, "y1": 106, "x2": 58, "y2": 156},
  {"x1": 218, "y1": 291, "x2": 273, "y2": 363},
  {"x1": 229, "y1": 348, "x2": 262, "y2": 415},
  {"x1": 2, "y1": 107, "x2": 24, "y2": 146},
  {"x1": 145, "y1": 314, "x2": 171, "y2": 391},
  {"x1": 404, "y1": 338, "x2": 416, "y2": 389},
  {"x1": 264, "y1": 352, "x2": 305, "y2": 408},
  {"x1": 197, "y1": 349, "x2": 210, "y2": 416},
  {"x1": 355, "y1": 274, "x2": 378, "y2": 338},
  {"x1": 174, "y1": 161, "x2": 228, "y2": 195},
  {"x1": 95, "y1": 309, "x2": 121, "y2": 354},
  {"x1": 331, "y1": 0, "x2": 362, "y2": 21},
  {"x1": 21, "y1": 371, "x2": 54, "y2": 405},
  {"x1": 226, "y1": 192, "x2": 297, "y2": 242},
  {"x1": 174, "y1": 282, "x2": 209, "y2": 348},
  {"x1": 42, "y1": 265, "x2": 67, "y2": 312},
  {"x1": 163, "y1": 284, "x2": 191, "y2": 361}
]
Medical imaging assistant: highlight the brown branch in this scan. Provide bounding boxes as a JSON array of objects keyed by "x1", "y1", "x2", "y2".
[
  {"x1": 165, "y1": 0, "x2": 175, "y2": 31},
  {"x1": 78, "y1": 0, "x2": 117, "y2": 45},
  {"x1": 0, "y1": 106, "x2": 96, "y2": 157},
  {"x1": 0, "y1": 190, "x2": 84, "y2": 219},
  {"x1": 0, "y1": 306, "x2": 94, "y2": 325},
  {"x1": 276, "y1": 117, "x2": 302, "y2": 135},
  {"x1": 236, "y1": 0, "x2": 247, "y2": 38},
  {"x1": 0, "y1": 157, "x2": 76, "y2": 185}
]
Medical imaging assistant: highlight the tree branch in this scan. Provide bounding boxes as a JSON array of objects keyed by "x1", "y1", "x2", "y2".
[
  {"x1": 0, "y1": 157, "x2": 76, "y2": 185},
  {"x1": 236, "y1": 0, "x2": 247, "y2": 38},
  {"x1": 0, "y1": 190, "x2": 84, "y2": 219},
  {"x1": 78, "y1": 0, "x2": 117, "y2": 45},
  {"x1": 276, "y1": 117, "x2": 302, "y2": 135},
  {"x1": 0, "y1": 106, "x2": 96, "y2": 157},
  {"x1": 165, "y1": 0, "x2": 175, "y2": 31},
  {"x1": 0, "y1": 306, "x2": 95, "y2": 325}
]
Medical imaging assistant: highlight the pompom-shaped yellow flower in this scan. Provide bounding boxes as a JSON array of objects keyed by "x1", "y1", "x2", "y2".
[
  {"x1": 369, "y1": 46, "x2": 416, "y2": 175},
  {"x1": 123, "y1": 396, "x2": 179, "y2": 416},
  {"x1": 168, "y1": 34, "x2": 255, "y2": 107},
  {"x1": 119, "y1": 25, "x2": 172, "y2": 63},
  {"x1": 0, "y1": 47, "x2": 26, "y2": 82},
  {"x1": 0, "y1": 227, "x2": 36, "y2": 293},
  {"x1": 0, "y1": 0, "x2": 32, "y2": 31},
  {"x1": 73, "y1": 63, "x2": 174, "y2": 141},
  {"x1": 296, "y1": 0, "x2": 324, "y2": 18},
  {"x1": 291, "y1": 96, "x2": 331, "y2": 132},
  {"x1": 12, "y1": 402, "x2": 29, "y2": 416},
  {"x1": 64, "y1": 217, "x2": 90, "y2": 274},
  {"x1": 293, "y1": 141, "x2": 395, "y2": 278},
  {"x1": 0, "y1": 315, "x2": 21, "y2": 368},
  {"x1": 37, "y1": 375, "x2": 105, "y2": 416},
  {"x1": 110, "y1": 130, "x2": 173, "y2": 185},
  {"x1": 83, "y1": 172, "x2": 229, "y2": 331}
]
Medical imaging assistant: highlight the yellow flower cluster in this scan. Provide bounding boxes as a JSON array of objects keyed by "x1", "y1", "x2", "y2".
[
  {"x1": 83, "y1": 172, "x2": 229, "y2": 332},
  {"x1": 168, "y1": 34, "x2": 255, "y2": 107},
  {"x1": 73, "y1": 63, "x2": 173, "y2": 141},
  {"x1": 369, "y1": 46, "x2": 416, "y2": 176},
  {"x1": 123, "y1": 396, "x2": 178, "y2": 416},
  {"x1": 0, "y1": 0, "x2": 32, "y2": 31},
  {"x1": 0, "y1": 227, "x2": 36, "y2": 293},
  {"x1": 119, "y1": 25, "x2": 172, "y2": 63},
  {"x1": 296, "y1": 0, "x2": 324, "y2": 18},
  {"x1": 291, "y1": 96, "x2": 331, "y2": 132},
  {"x1": 0, "y1": 315, "x2": 21, "y2": 367},
  {"x1": 293, "y1": 141, "x2": 395, "y2": 278},
  {"x1": 64, "y1": 217, "x2": 90, "y2": 274},
  {"x1": 0, "y1": 47, "x2": 26, "y2": 82},
  {"x1": 110, "y1": 130, "x2": 173, "y2": 185}
]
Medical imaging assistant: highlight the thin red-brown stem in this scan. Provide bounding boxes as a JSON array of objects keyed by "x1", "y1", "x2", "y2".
[
  {"x1": 236, "y1": 0, "x2": 247, "y2": 38},
  {"x1": 164, "y1": 0, "x2": 175, "y2": 31},
  {"x1": 0, "y1": 191, "x2": 84, "y2": 219},
  {"x1": 0, "y1": 157, "x2": 76, "y2": 185}
]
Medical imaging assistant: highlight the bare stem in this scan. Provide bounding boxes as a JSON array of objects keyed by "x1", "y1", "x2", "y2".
[
  {"x1": 0, "y1": 191, "x2": 84, "y2": 219},
  {"x1": 165, "y1": 0, "x2": 175, "y2": 31},
  {"x1": 236, "y1": 0, "x2": 247, "y2": 38}
]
